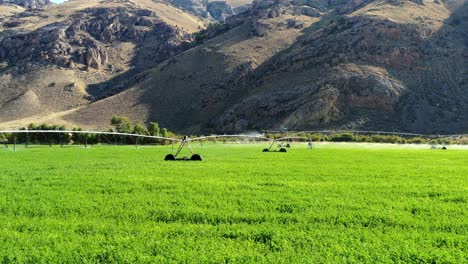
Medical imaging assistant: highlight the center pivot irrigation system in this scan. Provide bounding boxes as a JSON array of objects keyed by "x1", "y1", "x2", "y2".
[
  {"x1": 4, "y1": 129, "x2": 461, "y2": 160},
  {"x1": 164, "y1": 136, "x2": 202, "y2": 161},
  {"x1": 262, "y1": 136, "x2": 312, "y2": 153},
  {"x1": 170, "y1": 134, "x2": 280, "y2": 161},
  {"x1": 182, "y1": 135, "x2": 312, "y2": 158},
  {"x1": 0, "y1": 130, "x2": 310, "y2": 161}
]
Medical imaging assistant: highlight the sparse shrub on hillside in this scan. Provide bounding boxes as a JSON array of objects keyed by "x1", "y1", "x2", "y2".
[
  {"x1": 193, "y1": 22, "x2": 231, "y2": 45},
  {"x1": 450, "y1": 16, "x2": 461, "y2": 26},
  {"x1": 336, "y1": 15, "x2": 347, "y2": 26}
]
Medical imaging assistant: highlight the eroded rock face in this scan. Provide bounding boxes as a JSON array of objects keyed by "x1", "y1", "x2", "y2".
[
  {"x1": 210, "y1": 2, "x2": 468, "y2": 133},
  {"x1": 168, "y1": 0, "x2": 211, "y2": 18},
  {"x1": 214, "y1": 64, "x2": 406, "y2": 131},
  {"x1": 0, "y1": 0, "x2": 52, "y2": 9},
  {"x1": 0, "y1": 7, "x2": 192, "y2": 70},
  {"x1": 207, "y1": 1, "x2": 234, "y2": 21},
  {"x1": 167, "y1": 0, "x2": 239, "y2": 21}
]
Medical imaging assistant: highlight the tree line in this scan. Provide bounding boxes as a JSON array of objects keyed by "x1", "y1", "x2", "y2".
[
  {"x1": 0, "y1": 118, "x2": 466, "y2": 146},
  {"x1": 0, "y1": 116, "x2": 176, "y2": 146},
  {"x1": 265, "y1": 132, "x2": 466, "y2": 145}
]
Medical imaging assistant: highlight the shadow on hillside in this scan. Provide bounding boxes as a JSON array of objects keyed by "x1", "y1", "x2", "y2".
[
  {"x1": 211, "y1": 3, "x2": 467, "y2": 133},
  {"x1": 85, "y1": 21, "x2": 194, "y2": 100},
  {"x1": 134, "y1": 22, "x2": 267, "y2": 132},
  {"x1": 396, "y1": 2, "x2": 468, "y2": 133},
  {"x1": 87, "y1": 3, "x2": 468, "y2": 134}
]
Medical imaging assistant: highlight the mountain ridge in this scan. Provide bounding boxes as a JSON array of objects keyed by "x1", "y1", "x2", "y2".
[
  {"x1": 0, "y1": 0, "x2": 52, "y2": 9},
  {"x1": 0, "y1": 0, "x2": 467, "y2": 133}
]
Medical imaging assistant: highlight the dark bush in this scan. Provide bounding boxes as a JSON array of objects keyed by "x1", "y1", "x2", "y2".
[
  {"x1": 330, "y1": 133, "x2": 355, "y2": 142},
  {"x1": 406, "y1": 137, "x2": 429, "y2": 144}
]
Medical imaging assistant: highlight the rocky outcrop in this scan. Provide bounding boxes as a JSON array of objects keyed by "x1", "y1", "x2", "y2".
[
  {"x1": 207, "y1": 1, "x2": 234, "y2": 21},
  {"x1": 208, "y1": 1, "x2": 468, "y2": 133},
  {"x1": 168, "y1": 0, "x2": 211, "y2": 18},
  {"x1": 0, "y1": 0, "x2": 52, "y2": 9},
  {"x1": 1, "y1": 0, "x2": 467, "y2": 133},
  {"x1": 251, "y1": 20, "x2": 271, "y2": 36},
  {"x1": 214, "y1": 64, "x2": 406, "y2": 131},
  {"x1": 57, "y1": 0, "x2": 465, "y2": 134},
  {"x1": 0, "y1": 7, "x2": 192, "y2": 70},
  {"x1": 167, "y1": 0, "x2": 239, "y2": 21}
]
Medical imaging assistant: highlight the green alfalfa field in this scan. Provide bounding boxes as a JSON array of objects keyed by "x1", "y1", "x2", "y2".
[{"x1": 0, "y1": 143, "x2": 466, "y2": 263}]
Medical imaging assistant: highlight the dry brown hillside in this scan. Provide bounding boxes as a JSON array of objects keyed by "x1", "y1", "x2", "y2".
[
  {"x1": 1, "y1": 0, "x2": 467, "y2": 134},
  {"x1": 65, "y1": 0, "x2": 467, "y2": 134},
  {"x1": 0, "y1": 0, "x2": 207, "y2": 128}
]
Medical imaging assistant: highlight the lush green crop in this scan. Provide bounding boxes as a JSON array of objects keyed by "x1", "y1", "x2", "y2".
[{"x1": 0, "y1": 143, "x2": 466, "y2": 263}]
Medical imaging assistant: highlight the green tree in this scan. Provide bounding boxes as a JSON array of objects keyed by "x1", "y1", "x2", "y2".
[
  {"x1": 133, "y1": 124, "x2": 148, "y2": 135},
  {"x1": 161, "y1": 128, "x2": 168, "y2": 138},
  {"x1": 148, "y1": 122, "x2": 160, "y2": 137},
  {"x1": 72, "y1": 128, "x2": 86, "y2": 144},
  {"x1": 111, "y1": 116, "x2": 133, "y2": 133},
  {"x1": 27, "y1": 123, "x2": 38, "y2": 130}
]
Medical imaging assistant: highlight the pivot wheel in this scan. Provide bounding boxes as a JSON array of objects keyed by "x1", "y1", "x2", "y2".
[
  {"x1": 279, "y1": 148, "x2": 287, "y2": 153},
  {"x1": 191, "y1": 154, "x2": 203, "y2": 161},
  {"x1": 164, "y1": 154, "x2": 176, "y2": 161},
  {"x1": 262, "y1": 148, "x2": 270, "y2": 152}
]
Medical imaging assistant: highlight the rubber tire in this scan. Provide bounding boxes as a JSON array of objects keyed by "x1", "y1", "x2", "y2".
[
  {"x1": 165, "y1": 154, "x2": 176, "y2": 161},
  {"x1": 286, "y1": 144, "x2": 291, "y2": 148},
  {"x1": 191, "y1": 154, "x2": 203, "y2": 161},
  {"x1": 262, "y1": 149, "x2": 270, "y2": 152},
  {"x1": 279, "y1": 148, "x2": 287, "y2": 153},
  {"x1": 442, "y1": 147, "x2": 447, "y2": 150}
]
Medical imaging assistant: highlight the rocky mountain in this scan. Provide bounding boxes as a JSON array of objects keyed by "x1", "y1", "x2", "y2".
[
  {"x1": 0, "y1": 0, "x2": 206, "y2": 127},
  {"x1": 211, "y1": 0, "x2": 468, "y2": 133},
  {"x1": 0, "y1": 0, "x2": 467, "y2": 134},
  {"x1": 207, "y1": 1, "x2": 235, "y2": 21},
  {"x1": 167, "y1": 0, "x2": 251, "y2": 21},
  {"x1": 168, "y1": 0, "x2": 211, "y2": 18},
  {"x1": 0, "y1": 0, "x2": 52, "y2": 9}
]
